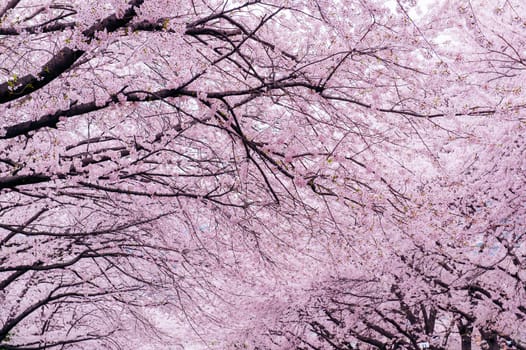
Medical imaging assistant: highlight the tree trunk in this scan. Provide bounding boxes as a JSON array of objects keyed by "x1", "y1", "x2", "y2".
[{"x1": 457, "y1": 323, "x2": 473, "y2": 350}]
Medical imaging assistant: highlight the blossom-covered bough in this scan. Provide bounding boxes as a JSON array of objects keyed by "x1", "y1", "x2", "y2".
[{"x1": 0, "y1": 0, "x2": 525, "y2": 349}]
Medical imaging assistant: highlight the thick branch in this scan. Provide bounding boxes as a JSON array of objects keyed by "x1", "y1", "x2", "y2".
[
  {"x1": 0, "y1": 174, "x2": 52, "y2": 189},
  {"x1": 0, "y1": 48, "x2": 83, "y2": 104},
  {"x1": 2, "y1": 100, "x2": 106, "y2": 139},
  {"x1": 0, "y1": 0, "x2": 145, "y2": 105},
  {"x1": 0, "y1": 0, "x2": 22, "y2": 18}
]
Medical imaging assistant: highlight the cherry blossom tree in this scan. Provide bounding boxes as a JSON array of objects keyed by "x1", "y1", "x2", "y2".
[
  {"x1": 244, "y1": 1, "x2": 526, "y2": 349},
  {"x1": 0, "y1": 0, "x2": 525, "y2": 349}
]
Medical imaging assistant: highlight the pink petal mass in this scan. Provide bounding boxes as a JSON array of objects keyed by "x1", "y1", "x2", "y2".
[{"x1": 0, "y1": 0, "x2": 525, "y2": 349}]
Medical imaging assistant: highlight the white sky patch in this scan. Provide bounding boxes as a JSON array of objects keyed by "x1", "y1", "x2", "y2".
[{"x1": 383, "y1": 0, "x2": 439, "y2": 22}]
